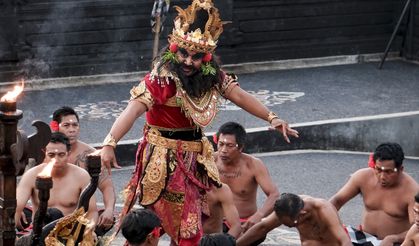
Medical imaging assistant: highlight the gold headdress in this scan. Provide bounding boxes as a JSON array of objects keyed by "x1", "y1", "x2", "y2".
[{"x1": 169, "y1": 0, "x2": 224, "y2": 53}]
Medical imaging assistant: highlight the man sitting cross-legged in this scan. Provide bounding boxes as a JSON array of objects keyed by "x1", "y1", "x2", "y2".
[
  {"x1": 202, "y1": 183, "x2": 242, "y2": 239},
  {"x1": 236, "y1": 193, "x2": 352, "y2": 246},
  {"x1": 15, "y1": 132, "x2": 98, "y2": 230},
  {"x1": 330, "y1": 142, "x2": 419, "y2": 246},
  {"x1": 215, "y1": 122, "x2": 279, "y2": 235},
  {"x1": 50, "y1": 106, "x2": 116, "y2": 233}
]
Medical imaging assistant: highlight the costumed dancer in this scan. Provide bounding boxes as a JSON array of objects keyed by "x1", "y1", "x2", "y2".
[{"x1": 100, "y1": 0, "x2": 299, "y2": 245}]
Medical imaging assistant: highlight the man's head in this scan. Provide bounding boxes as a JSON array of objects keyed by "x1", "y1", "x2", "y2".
[
  {"x1": 199, "y1": 233, "x2": 236, "y2": 246},
  {"x1": 274, "y1": 193, "x2": 305, "y2": 227},
  {"x1": 372, "y1": 143, "x2": 405, "y2": 187},
  {"x1": 414, "y1": 192, "x2": 419, "y2": 228},
  {"x1": 121, "y1": 208, "x2": 161, "y2": 246},
  {"x1": 52, "y1": 106, "x2": 80, "y2": 145},
  {"x1": 159, "y1": 0, "x2": 224, "y2": 97},
  {"x1": 45, "y1": 132, "x2": 71, "y2": 170},
  {"x1": 216, "y1": 122, "x2": 246, "y2": 163}
]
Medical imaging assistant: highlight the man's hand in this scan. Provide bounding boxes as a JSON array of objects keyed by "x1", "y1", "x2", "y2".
[
  {"x1": 97, "y1": 209, "x2": 114, "y2": 229},
  {"x1": 241, "y1": 212, "x2": 263, "y2": 232},
  {"x1": 269, "y1": 118, "x2": 299, "y2": 143},
  {"x1": 381, "y1": 235, "x2": 400, "y2": 246},
  {"x1": 15, "y1": 211, "x2": 28, "y2": 230},
  {"x1": 100, "y1": 146, "x2": 121, "y2": 175}
]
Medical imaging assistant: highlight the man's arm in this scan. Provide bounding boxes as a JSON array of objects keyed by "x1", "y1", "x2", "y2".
[
  {"x1": 242, "y1": 158, "x2": 279, "y2": 231},
  {"x1": 329, "y1": 169, "x2": 364, "y2": 211},
  {"x1": 97, "y1": 170, "x2": 116, "y2": 228},
  {"x1": 80, "y1": 172, "x2": 99, "y2": 224},
  {"x1": 219, "y1": 184, "x2": 242, "y2": 238},
  {"x1": 236, "y1": 212, "x2": 280, "y2": 246},
  {"x1": 15, "y1": 168, "x2": 36, "y2": 229},
  {"x1": 318, "y1": 201, "x2": 352, "y2": 246},
  {"x1": 400, "y1": 225, "x2": 417, "y2": 246},
  {"x1": 101, "y1": 100, "x2": 148, "y2": 174},
  {"x1": 225, "y1": 86, "x2": 298, "y2": 143}
]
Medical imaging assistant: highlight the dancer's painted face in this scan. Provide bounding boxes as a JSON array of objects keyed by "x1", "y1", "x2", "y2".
[{"x1": 176, "y1": 48, "x2": 204, "y2": 76}]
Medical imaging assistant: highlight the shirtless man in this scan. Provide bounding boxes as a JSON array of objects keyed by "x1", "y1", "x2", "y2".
[
  {"x1": 51, "y1": 106, "x2": 116, "y2": 231},
  {"x1": 15, "y1": 132, "x2": 98, "y2": 229},
  {"x1": 215, "y1": 122, "x2": 279, "y2": 232},
  {"x1": 330, "y1": 142, "x2": 419, "y2": 246},
  {"x1": 203, "y1": 183, "x2": 242, "y2": 239},
  {"x1": 237, "y1": 193, "x2": 351, "y2": 246},
  {"x1": 401, "y1": 192, "x2": 419, "y2": 246}
]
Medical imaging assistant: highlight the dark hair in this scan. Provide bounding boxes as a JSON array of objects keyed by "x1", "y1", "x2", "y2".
[
  {"x1": 199, "y1": 233, "x2": 236, "y2": 246},
  {"x1": 121, "y1": 208, "x2": 161, "y2": 245},
  {"x1": 52, "y1": 106, "x2": 79, "y2": 123},
  {"x1": 415, "y1": 192, "x2": 419, "y2": 203},
  {"x1": 50, "y1": 132, "x2": 71, "y2": 151},
  {"x1": 274, "y1": 193, "x2": 304, "y2": 219},
  {"x1": 373, "y1": 143, "x2": 404, "y2": 168},
  {"x1": 217, "y1": 122, "x2": 247, "y2": 148}
]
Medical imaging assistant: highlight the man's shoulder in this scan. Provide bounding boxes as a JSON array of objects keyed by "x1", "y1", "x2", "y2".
[
  {"x1": 22, "y1": 164, "x2": 45, "y2": 177},
  {"x1": 76, "y1": 141, "x2": 95, "y2": 153},
  {"x1": 400, "y1": 172, "x2": 419, "y2": 194},
  {"x1": 351, "y1": 167, "x2": 374, "y2": 178},
  {"x1": 242, "y1": 153, "x2": 263, "y2": 166},
  {"x1": 68, "y1": 163, "x2": 90, "y2": 176}
]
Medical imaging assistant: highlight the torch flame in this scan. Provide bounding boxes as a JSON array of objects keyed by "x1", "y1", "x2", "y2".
[
  {"x1": 0, "y1": 80, "x2": 24, "y2": 102},
  {"x1": 38, "y1": 159, "x2": 56, "y2": 178}
]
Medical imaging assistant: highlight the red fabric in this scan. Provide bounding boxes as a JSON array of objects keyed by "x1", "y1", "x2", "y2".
[
  {"x1": 144, "y1": 74, "x2": 195, "y2": 129},
  {"x1": 178, "y1": 230, "x2": 202, "y2": 246},
  {"x1": 368, "y1": 153, "x2": 375, "y2": 168}
]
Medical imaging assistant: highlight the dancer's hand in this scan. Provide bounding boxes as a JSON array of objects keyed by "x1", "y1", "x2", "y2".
[
  {"x1": 269, "y1": 118, "x2": 299, "y2": 143},
  {"x1": 100, "y1": 146, "x2": 121, "y2": 175}
]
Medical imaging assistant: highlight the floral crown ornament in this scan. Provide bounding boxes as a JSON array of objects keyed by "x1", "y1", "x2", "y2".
[{"x1": 168, "y1": 0, "x2": 225, "y2": 53}]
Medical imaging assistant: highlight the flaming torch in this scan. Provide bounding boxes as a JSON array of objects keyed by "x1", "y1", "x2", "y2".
[
  {"x1": 0, "y1": 81, "x2": 24, "y2": 245},
  {"x1": 0, "y1": 80, "x2": 24, "y2": 113},
  {"x1": 31, "y1": 160, "x2": 54, "y2": 246}
]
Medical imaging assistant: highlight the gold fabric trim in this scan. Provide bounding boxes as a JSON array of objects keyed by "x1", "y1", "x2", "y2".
[
  {"x1": 197, "y1": 137, "x2": 221, "y2": 186},
  {"x1": 174, "y1": 79, "x2": 219, "y2": 128},
  {"x1": 45, "y1": 208, "x2": 96, "y2": 246},
  {"x1": 164, "y1": 95, "x2": 178, "y2": 107},
  {"x1": 130, "y1": 80, "x2": 154, "y2": 110},
  {"x1": 140, "y1": 145, "x2": 168, "y2": 206},
  {"x1": 146, "y1": 128, "x2": 202, "y2": 152},
  {"x1": 162, "y1": 190, "x2": 185, "y2": 203}
]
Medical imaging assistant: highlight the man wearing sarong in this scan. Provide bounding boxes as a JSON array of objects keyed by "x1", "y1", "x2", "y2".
[{"x1": 330, "y1": 143, "x2": 419, "y2": 246}]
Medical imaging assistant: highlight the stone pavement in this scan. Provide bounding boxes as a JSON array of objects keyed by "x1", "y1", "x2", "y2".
[
  {"x1": 14, "y1": 60, "x2": 419, "y2": 145},
  {"x1": 6, "y1": 59, "x2": 419, "y2": 245},
  {"x1": 101, "y1": 151, "x2": 419, "y2": 245}
]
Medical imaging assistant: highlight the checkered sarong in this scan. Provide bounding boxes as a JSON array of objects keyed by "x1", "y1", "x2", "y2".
[{"x1": 345, "y1": 226, "x2": 381, "y2": 246}]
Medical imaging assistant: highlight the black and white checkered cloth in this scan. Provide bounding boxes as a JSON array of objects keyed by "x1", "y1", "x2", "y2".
[{"x1": 345, "y1": 226, "x2": 381, "y2": 246}]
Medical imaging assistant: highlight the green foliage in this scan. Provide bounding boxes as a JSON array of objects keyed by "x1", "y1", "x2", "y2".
[
  {"x1": 162, "y1": 50, "x2": 178, "y2": 64},
  {"x1": 201, "y1": 62, "x2": 216, "y2": 76}
]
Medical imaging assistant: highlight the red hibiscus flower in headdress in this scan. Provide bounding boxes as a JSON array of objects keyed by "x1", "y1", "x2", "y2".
[
  {"x1": 212, "y1": 133, "x2": 218, "y2": 144},
  {"x1": 50, "y1": 120, "x2": 59, "y2": 132},
  {"x1": 368, "y1": 153, "x2": 375, "y2": 168}
]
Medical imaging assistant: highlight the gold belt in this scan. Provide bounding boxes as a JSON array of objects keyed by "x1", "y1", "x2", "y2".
[{"x1": 146, "y1": 129, "x2": 202, "y2": 152}]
